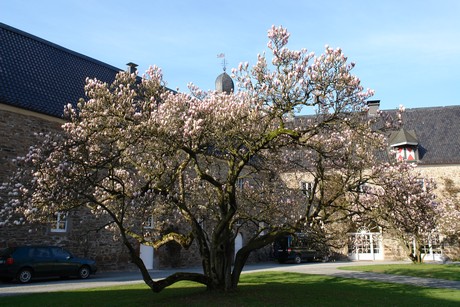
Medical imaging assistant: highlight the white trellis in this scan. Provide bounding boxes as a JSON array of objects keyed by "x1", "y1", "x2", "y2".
[{"x1": 348, "y1": 226, "x2": 384, "y2": 260}]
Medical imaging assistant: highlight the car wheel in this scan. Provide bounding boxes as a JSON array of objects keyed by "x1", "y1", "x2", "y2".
[
  {"x1": 17, "y1": 268, "x2": 33, "y2": 283},
  {"x1": 78, "y1": 265, "x2": 91, "y2": 279},
  {"x1": 294, "y1": 255, "x2": 302, "y2": 264}
]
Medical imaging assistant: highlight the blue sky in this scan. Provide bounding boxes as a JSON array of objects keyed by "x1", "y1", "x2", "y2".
[{"x1": 1, "y1": 0, "x2": 459, "y2": 111}]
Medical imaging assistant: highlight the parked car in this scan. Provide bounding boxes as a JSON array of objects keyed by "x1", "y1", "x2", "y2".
[
  {"x1": 0, "y1": 246, "x2": 97, "y2": 283},
  {"x1": 273, "y1": 233, "x2": 328, "y2": 264}
]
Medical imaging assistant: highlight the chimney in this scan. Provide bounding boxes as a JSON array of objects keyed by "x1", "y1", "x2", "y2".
[
  {"x1": 126, "y1": 62, "x2": 138, "y2": 74},
  {"x1": 367, "y1": 100, "x2": 380, "y2": 117}
]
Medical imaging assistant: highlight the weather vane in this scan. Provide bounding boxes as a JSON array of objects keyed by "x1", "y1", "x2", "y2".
[{"x1": 217, "y1": 53, "x2": 227, "y2": 72}]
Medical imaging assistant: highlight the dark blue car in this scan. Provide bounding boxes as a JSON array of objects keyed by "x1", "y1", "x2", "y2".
[
  {"x1": 273, "y1": 234, "x2": 328, "y2": 264},
  {"x1": 0, "y1": 246, "x2": 97, "y2": 283}
]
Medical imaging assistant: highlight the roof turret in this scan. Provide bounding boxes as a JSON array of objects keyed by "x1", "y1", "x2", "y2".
[{"x1": 215, "y1": 71, "x2": 234, "y2": 94}]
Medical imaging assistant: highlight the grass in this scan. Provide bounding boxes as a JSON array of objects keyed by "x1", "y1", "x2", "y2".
[
  {"x1": 339, "y1": 263, "x2": 460, "y2": 281},
  {"x1": 1, "y1": 271, "x2": 460, "y2": 306}
]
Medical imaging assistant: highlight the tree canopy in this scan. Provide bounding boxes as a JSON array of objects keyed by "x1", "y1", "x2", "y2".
[{"x1": 0, "y1": 26, "x2": 444, "y2": 291}]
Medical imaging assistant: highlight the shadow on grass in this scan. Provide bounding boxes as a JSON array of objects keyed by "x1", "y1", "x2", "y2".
[{"x1": 2, "y1": 272, "x2": 460, "y2": 306}]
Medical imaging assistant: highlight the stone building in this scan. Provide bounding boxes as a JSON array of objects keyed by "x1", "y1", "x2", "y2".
[
  {"x1": 1, "y1": 22, "x2": 460, "y2": 270},
  {"x1": 284, "y1": 103, "x2": 460, "y2": 261},
  {"x1": 0, "y1": 22, "x2": 135, "y2": 270},
  {"x1": 0, "y1": 22, "x2": 249, "y2": 270}
]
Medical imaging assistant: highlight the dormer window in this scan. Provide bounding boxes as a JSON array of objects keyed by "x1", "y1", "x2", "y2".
[{"x1": 388, "y1": 129, "x2": 419, "y2": 162}]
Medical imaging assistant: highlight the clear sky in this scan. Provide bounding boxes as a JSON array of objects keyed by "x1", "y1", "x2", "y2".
[{"x1": 1, "y1": 0, "x2": 459, "y2": 111}]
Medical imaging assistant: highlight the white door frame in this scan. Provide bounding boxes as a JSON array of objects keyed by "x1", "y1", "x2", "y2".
[{"x1": 348, "y1": 228, "x2": 384, "y2": 261}]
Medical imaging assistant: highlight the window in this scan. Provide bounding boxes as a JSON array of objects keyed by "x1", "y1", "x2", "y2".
[
  {"x1": 32, "y1": 247, "x2": 51, "y2": 258},
  {"x1": 300, "y1": 181, "x2": 313, "y2": 196},
  {"x1": 144, "y1": 215, "x2": 154, "y2": 229},
  {"x1": 51, "y1": 247, "x2": 71, "y2": 259},
  {"x1": 395, "y1": 146, "x2": 416, "y2": 161},
  {"x1": 388, "y1": 129, "x2": 418, "y2": 162},
  {"x1": 50, "y1": 212, "x2": 67, "y2": 233},
  {"x1": 237, "y1": 178, "x2": 245, "y2": 189},
  {"x1": 416, "y1": 178, "x2": 426, "y2": 191},
  {"x1": 418, "y1": 233, "x2": 443, "y2": 261}
]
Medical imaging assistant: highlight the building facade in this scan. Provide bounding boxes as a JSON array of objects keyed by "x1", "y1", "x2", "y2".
[
  {"x1": 0, "y1": 22, "x2": 138, "y2": 271},
  {"x1": 286, "y1": 104, "x2": 460, "y2": 261},
  {"x1": 1, "y1": 22, "x2": 459, "y2": 271}
]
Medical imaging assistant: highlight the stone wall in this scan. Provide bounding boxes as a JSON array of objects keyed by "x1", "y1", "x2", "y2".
[
  {"x1": 417, "y1": 164, "x2": 460, "y2": 197},
  {"x1": 0, "y1": 106, "x2": 63, "y2": 182},
  {"x1": 0, "y1": 106, "x2": 268, "y2": 271},
  {"x1": 0, "y1": 205, "x2": 136, "y2": 271},
  {"x1": 382, "y1": 236, "x2": 408, "y2": 260},
  {"x1": 0, "y1": 107, "x2": 136, "y2": 271},
  {"x1": 418, "y1": 164, "x2": 460, "y2": 260}
]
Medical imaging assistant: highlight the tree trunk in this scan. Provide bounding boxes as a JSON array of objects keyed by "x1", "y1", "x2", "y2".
[
  {"x1": 231, "y1": 248, "x2": 251, "y2": 289},
  {"x1": 230, "y1": 231, "x2": 292, "y2": 289},
  {"x1": 121, "y1": 228, "x2": 211, "y2": 292},
  {"x1": 408, "y1": 240, "x2": 423, "y2": 263},
  {"x1": 208, "y1": 228, "x2": 235, "y2": 291}
]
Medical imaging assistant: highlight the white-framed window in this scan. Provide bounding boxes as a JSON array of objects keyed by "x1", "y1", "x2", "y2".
[
  {"x1": 300, "y1": 181, "x2": 313, "y2": 196},
  {"x1": 144, "y1": 215, "x2": 154, "y2": 229},
  {"x1": 237, "y1": 178, "x2": 245, "y2": 189},
  {"x1": 50, "y1": 212, "x2": 67, "y2": 233}
]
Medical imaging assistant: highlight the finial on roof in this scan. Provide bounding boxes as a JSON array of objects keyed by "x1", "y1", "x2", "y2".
[
  {"x1": 217, "y1": 53, "x2": 227, "y2": 72},
  {"x1": 215, "y1": 53, "x2": 234, "y2": 94}
]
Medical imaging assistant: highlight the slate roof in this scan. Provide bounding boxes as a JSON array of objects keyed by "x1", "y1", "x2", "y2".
[
  {"x1": 0, "y1": 22, "x2": 121, "y2": 118},
  {"x1": 396, "y1": 106, "x2": 460, "y2": 165},
  {"x1": 388, "y1": 129, "x2": 418, "y2": 147},
  {"x1": 293, "y1": 105, "x2": 460, "y2": 165}
]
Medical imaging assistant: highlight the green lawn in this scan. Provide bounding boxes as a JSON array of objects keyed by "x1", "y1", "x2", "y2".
[
  {"x1": 1, "y1": 271, "x2": 460, "y2": 306},
  {"x1": 339, "y1": 263, "x2": 460, "y2": 281}
]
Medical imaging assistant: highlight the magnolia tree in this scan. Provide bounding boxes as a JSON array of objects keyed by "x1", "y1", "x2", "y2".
[
  {"x1": 352, "y1": 162, "x2": 438, "y2": 263},
  {"x1": 435, "y1": 179, "x2": 460, "y2": 243},
  {"x1": 2, "y1": 26, "x2": 399, "y2": 291}
]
